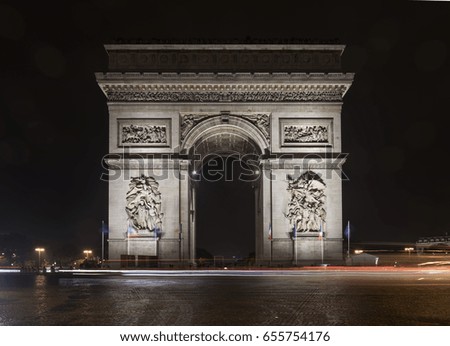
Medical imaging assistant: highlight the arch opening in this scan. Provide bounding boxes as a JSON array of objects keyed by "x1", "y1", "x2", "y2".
[
  {"x1": 195, "y1": 155, "x2": 260, "y2": 263},
  {"x1": 187, "y1": 121, "x2": 264, "y2": 265}
]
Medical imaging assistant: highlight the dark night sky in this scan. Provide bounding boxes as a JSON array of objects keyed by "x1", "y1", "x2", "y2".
[{"x1": 1, "y1": 1, "x2": 450, "y2": 258}]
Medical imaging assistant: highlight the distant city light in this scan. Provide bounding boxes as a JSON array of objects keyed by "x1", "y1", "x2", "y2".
[
  {"x1": 405, "y1": 247, "x2": 414, "y2": 256},
  {"x1": 0, "y1": 269, "x2": 20, "y2": 273},
  {"x1": 35, "y1": 248, "x2": 45, "y2": 268},
  {"x1": 354, "y1": 250, "x2": 364, "y2": 254}
]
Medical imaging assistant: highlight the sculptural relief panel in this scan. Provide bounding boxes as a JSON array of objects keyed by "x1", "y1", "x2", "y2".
[
  {"x1": 125, "y1": 175, "x2": 163, "y2": 237},
  {"x1": 284, "y1": 171, "x2": 326, "y2": 234},
  {"x1": 118, "y1": 118, "x2": 171, "y2": 147},
  {"x1": 280, "y1": 118, "x2": 333, "y2": 147}
]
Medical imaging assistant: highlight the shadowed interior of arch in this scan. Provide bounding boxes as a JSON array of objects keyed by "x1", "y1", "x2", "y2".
[{"x1": 195, "y1": 155, "x2": 258, "y2": 263}]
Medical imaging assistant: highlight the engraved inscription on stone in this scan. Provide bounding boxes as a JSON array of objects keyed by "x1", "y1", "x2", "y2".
[
  {"x1": 126, "y1": 175, "x2": 163, "y2": 236},
  {"x1": 107, "y1": 49, "x2": 342, "y2": 72},
  {"x1": 285, "y1": 171, "x2": 326, "y2": 233},
  {"x1": 121, "y1": 124, "x2": 167, "y2": 144},
  {"x1": 283, "y1": 125, "x2": 328, "y2": 144}
]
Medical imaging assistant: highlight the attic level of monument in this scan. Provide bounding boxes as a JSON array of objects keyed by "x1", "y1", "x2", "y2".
[{"x1": 104, "y1": 44, "x2": 346, "y2": 72}]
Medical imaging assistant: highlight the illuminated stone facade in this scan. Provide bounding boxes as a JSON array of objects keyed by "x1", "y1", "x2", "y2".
[{"x1": 96, "y1": 44, "x2": 354, "y2": 266}]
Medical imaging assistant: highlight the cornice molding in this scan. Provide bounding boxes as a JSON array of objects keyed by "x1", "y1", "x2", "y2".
[
  {"x1": 96, "y1": 72, "x2": 354, "y2": 82},
  {"x1": 104, "y1": 44, "x2": 345, "y2": 51}
]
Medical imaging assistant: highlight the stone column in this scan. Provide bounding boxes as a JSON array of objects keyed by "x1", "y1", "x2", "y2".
[{"x1": 179, "y1": 160, "x2": 191, "y2": 266}]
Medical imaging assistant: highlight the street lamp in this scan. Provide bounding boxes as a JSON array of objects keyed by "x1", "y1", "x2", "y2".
[
  {"x1": 83, "y1": 250, "x2": 92, "y2": 259},
  {"x1": 35, "y1": 248, "x2": 45, "y2": 269}
]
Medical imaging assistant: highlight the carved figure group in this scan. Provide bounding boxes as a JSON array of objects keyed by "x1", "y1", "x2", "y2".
[
  {"x1": 180, "y1": 114, "x2": 212, "y2": 140},
  {"x1": 125, "y1": 175, "x2": 163, "y2": 234},
  {"x1": 122, "y1": 124, "x2": 167, "y2": 144},
  {"x1": 246, "y1": 113, "x2": 270, "y2": 140},
  {"x1": 284, "y1": 125, "x2": 328, "y2": 143},
  {"x1": 285, "y1": 171, "x2": 326, "y2": 233}
]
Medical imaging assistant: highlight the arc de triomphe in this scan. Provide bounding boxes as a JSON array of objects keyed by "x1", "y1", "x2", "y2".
[{"x1": 96, "y1": 44, "x2": 354, "y2": 266}]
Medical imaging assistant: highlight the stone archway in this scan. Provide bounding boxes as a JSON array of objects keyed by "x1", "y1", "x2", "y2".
[
  {"x1": 181, "y1": 114, "x2": 269, "y2": 264},
  {"x1": 180, "y1": 113, "x2": 270, "y2": 156},
  {"x1": 97, "y1": 43, "x2": 353, "y2": 267}
]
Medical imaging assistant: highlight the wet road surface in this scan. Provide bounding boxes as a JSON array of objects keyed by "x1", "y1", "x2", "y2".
[{"x1": 1, "y1": 269, "x2": 450, "y2": 326}]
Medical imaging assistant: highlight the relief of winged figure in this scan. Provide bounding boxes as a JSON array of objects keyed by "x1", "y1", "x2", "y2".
[{"x1": 125, "y1": 175, "x2": 163, "y2": 234}]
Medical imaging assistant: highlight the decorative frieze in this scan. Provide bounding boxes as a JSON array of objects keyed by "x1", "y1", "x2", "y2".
[{"x1": 102, "y1": 84, "x2": 348, "y2": 102}]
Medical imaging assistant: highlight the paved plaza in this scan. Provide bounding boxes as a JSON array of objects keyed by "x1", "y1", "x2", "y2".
[{"x1": 1, "y1": 268, "x2": 450, "y2": 326}]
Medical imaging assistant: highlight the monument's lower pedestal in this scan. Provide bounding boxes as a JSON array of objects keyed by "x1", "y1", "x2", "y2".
[
  {"x1": 127, "y1": 237, "x2": 158, "y2": 256},
  {"x1": 108, "y1": 237, "x2": 158, "y2": 268},
  {"x1": 271, "y1": 237, "x2": 343, "y2": 266}
]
